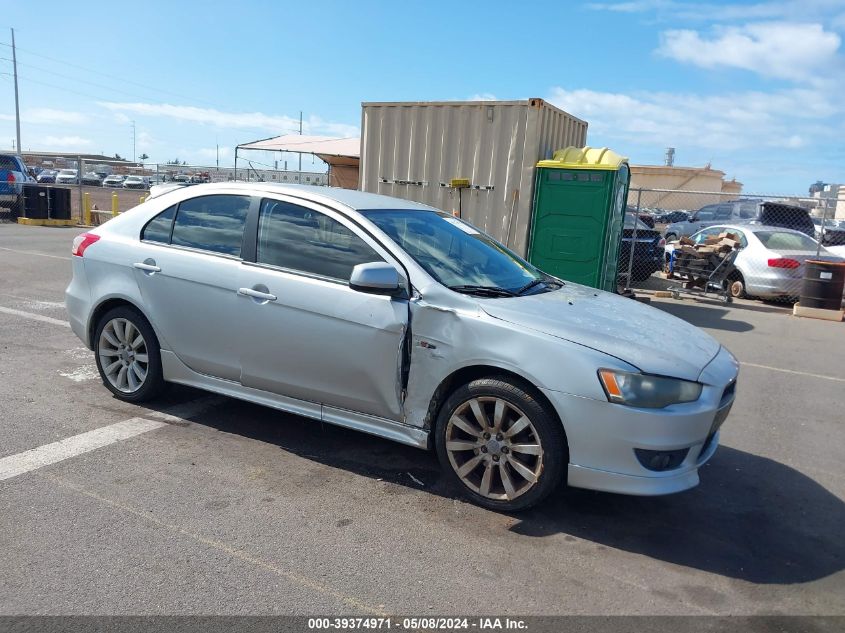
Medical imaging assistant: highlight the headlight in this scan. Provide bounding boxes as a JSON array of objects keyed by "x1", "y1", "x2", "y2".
[{"x1": 598, "y1": 369, "x2": 702, "y2": 409}]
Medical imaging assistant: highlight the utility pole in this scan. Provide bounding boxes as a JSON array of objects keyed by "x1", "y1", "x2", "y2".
[
  {"x1": 11, "y1": 28, "x2": 22, "y2": 156},
  {"x1": 131, "y1": 120, "x2": 136, "y2": 163},
  {"x1": 216, "y1": 144, "x2": 219, "y2": 170},
  {"x1": 298, "y1": 110, "x2": 302, "y2": 174}
]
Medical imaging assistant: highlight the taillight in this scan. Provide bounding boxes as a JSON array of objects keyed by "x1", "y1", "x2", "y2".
[
  {"x1": 6, "y1": 172, "x2": 14, "y2": 182},
  {"x1": 71, "y1": 233, "x2": 100, "y2": 257},
  {"x1": 658, "y1": 238, "x2": 666, "y2": 248},
  {"x1": 767, "y1": 258, "x2": 800, "y2": 269}
]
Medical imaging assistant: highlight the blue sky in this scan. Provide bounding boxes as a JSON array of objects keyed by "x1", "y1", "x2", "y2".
[{"x1": 1, "y1": 0, "x2": 843, "y2": 193}]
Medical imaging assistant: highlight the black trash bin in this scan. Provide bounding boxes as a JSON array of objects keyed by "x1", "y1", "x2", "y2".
[
  {"x1": 22, "y1": 184, "x2": 48, "y2": 219},
  {"x1": 800, "y1": 259, "x2": 845, "y2": 310},
  {"x1": 47, "y1": 187, "x2": 72, "y2": 219}
]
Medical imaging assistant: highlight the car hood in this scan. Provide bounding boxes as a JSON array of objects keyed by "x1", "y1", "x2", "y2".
[{"x1": 480, "y1": 284, "x2": 721, "y2": 382}]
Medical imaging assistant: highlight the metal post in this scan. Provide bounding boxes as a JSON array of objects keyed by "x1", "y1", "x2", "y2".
[
  {"x1": 77, "y1": 156, "x2": 84, "y2": 223},
  {"x1": 83, "y1": 192, "x2": 91, "y2": 226},
  {"x1": 11, "y1": 29, "x2": 21, "y2": 157},
  {"x1": 111, "y1": 192, "x2": 119, "y2": 217},
  {"x1": 625, "y1": 188, "x2": 642, "y2": 289},
  {"x1": 298, "y1": 111, "x2": 303, "y2": 175},
  {"x1": 234, "y1": 147, "x2": 238, "y2": 181}
]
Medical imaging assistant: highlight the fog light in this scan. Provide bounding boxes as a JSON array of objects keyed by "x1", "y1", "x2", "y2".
[{"x1": 635, "y1": 448, "x2": 689, "y2": 472}]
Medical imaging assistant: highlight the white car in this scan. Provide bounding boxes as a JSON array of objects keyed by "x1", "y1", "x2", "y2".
[
  {"x1": 55, "y1": 169, "x2": 79, "y2": 185},
  {"x1": 122, "y1": 175, "x2": 147, "y2": 189},
  {"x1": 65, "y1": 183, "x2": 739, "y2": 511},
  {"x1": 102, "y1": 175, "x2": 125, "y2": 187}
]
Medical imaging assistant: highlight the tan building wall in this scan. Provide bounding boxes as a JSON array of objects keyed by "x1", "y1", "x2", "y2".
[{"x1": 628, "y1": 165, "x2": 743, "y2": 210}]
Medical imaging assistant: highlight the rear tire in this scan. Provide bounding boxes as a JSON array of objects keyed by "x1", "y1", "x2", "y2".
[
  {"x1": 93, "y1": 306, "x2": 165, "y2": 402},
  {"x1": 434, "y1": 376, "x2": 567, "y2": 512}
]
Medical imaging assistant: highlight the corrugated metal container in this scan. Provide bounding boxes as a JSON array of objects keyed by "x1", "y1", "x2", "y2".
[{"x1": 360, "y1": 99, "x2": 588, "y2": 256}]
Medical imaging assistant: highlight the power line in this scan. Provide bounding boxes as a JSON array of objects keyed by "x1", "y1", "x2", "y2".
[{"x1": 0, "y1": 40, "x2": 223, "y2": 109}]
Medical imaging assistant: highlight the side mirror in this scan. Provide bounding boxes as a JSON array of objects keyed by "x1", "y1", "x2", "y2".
[{"x1": 349, "y1": 262, "x2": 405, "y2": 296}]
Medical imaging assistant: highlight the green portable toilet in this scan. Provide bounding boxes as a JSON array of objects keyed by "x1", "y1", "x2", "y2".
[{"x1": 528, "y1": 146, "x2": 630, "y2": 292}]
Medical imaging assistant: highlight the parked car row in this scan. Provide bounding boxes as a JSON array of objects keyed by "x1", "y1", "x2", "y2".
[{"x1": 32, "y1": 171, "x2": 152, "y2": 189}]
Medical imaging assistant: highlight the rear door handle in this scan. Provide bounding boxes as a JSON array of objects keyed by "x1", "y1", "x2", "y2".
[
  {"x1": 237, "y1": 287, "x2": 277, "y2": 302},
  {"x1": 133, "y1": 262, "x2": 161, "y2": 273}
]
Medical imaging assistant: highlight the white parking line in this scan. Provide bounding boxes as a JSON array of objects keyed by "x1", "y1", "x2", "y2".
[
  {"x1": 0, "y1": 397, "x2": 223, "y2": 482},
  {"x1": 0, "y1": 246, "x2": 72, "y2": 260},
  {"x1": 0, "y1": 305, "x2": 69, "y2": 327},
  {"x1": 740, "y1": 361, "x2": 845, "y2": 383},
  {"x1": 0, "y1": 418, "x2": 165, "y2": 481}
]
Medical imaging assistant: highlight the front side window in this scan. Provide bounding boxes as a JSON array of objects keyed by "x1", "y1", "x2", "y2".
[
  {"x1": 257, "y1": 199, "x2": 384, "y2": 281},
  {"x1": 360, "y1": 209, "x2": 546, "y2": 293},
  {"x1": 141, "y1": 205, "x2": 176, "y2": 243},
  {"x1": 171, "y1": 195, "x2": 250, "y2": 257}
]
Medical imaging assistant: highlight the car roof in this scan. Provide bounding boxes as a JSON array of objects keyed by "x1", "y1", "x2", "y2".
[
  {"x1": 166, "y1": 182, "x2": 439, "y2": 212},
  {"x1": 705, "y1": 223, "x2": 816, "y2": 237}
]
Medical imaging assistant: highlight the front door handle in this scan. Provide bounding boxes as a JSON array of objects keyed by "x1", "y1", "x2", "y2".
[
  {"x1": 237, "y1": 287, "x2": 277, "y2": 302},
  {"x1": 133, "y1": 261, "x2": 161, "y2": 273}
]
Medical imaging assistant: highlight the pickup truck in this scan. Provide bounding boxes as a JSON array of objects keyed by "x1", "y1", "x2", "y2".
[{"x1": 0, "y1": 153, "x2": 31, "y2": 212}]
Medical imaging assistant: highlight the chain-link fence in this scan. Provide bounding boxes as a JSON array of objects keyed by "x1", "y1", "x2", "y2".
[
  {"x1": 6, "y1": 157, "x2": 329, "y2": 225},
  {"x1": 620, "y1": 188, "x2": 843, "y2": 303}
]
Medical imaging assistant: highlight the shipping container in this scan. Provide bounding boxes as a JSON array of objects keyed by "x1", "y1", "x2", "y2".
[{"x1": 359, "y1": 98, "x2": 588, "y2": 256}]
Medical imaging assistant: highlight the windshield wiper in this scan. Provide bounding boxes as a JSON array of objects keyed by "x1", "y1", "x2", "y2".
[
  {"x1": 448, "y1": 285, "x2": 517, "y2": 297},
  {"x1": 516, "y1": 277, "x2": 563, "y2": 295}
]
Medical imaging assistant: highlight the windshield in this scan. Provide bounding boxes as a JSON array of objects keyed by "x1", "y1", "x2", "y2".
[
  {"x1": 755, "y1": 230, "x2": 819, "y2": 251},
  {"x1": 360, "y1": 209, "x2": 553, "y2": 295}
]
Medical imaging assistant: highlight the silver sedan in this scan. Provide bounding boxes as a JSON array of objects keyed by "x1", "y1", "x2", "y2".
[
  {"x1": 668, "y1": 223, "x2": 841, "y2": 300},
  {"x1": 66, "y1": 183, "x2": 738, "y2": 511}
]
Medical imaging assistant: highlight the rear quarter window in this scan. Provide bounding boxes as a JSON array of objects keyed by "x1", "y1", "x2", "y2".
[{"x1": 141, "y1": 205, "x2": 176, "y2": 243}]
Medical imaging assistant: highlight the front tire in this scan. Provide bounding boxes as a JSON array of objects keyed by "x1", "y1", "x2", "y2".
[
  {"x1": 434, "y1": 376, "x2": 567, "y2": 511},
  {"x1": 94, "y1": 306, "x2": 165, "y2": 402}
]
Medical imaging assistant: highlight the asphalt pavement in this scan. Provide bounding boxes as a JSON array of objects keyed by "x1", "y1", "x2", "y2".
[{"x1": 0, "y1": 222, "x2": 843, "y2": 616}]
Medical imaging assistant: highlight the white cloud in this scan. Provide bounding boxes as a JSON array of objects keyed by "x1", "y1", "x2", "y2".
[
  {"x1": 657, "y1": 22, "x2": 841, "y2": 83},
  {"x1": 98, "y1": 102, "x2": 358, "y2": 137},
  {"x1": 39, "y1": 135, "x2": 93, "y2": 148},
  {"x1": 547, "y1": 86, "x2": 839, "y2": 152},
  {"x1": 0, "y1": 108, "x2": 87, "y2": 125}
]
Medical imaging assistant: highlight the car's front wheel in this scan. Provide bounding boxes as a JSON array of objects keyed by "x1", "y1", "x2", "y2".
[
  {"x1": 94, "y1": 306, "x2": 165, "y2": 402},
  {"x1": 435, "y1": 376, "x2": 566, "y2": 511}
]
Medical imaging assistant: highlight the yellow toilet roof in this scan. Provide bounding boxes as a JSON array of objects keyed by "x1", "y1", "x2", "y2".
[{"x1": 537, "y1": 146, "x2": 628, "y2": 170}]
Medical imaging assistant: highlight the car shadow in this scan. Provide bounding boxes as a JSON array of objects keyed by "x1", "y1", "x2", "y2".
[
  {"x1": 652, "y1": 301, "x2": 754, "y2": 333},
  {"x1": 148, "y1": 388, "x2": 845, "y2": 586}
]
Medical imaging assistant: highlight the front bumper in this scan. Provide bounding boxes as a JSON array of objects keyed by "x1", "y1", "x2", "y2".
[{"x1": 544, "y1": 346, "x2": 738, "y2": 496}]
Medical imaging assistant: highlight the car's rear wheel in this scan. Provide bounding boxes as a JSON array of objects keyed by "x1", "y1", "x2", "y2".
[
  {"x1": 434, "y1": 376, "x2": 566, "y2": 511},
  {"x1": 94, "y1": 306, "x2": 165, "y2": 402}
]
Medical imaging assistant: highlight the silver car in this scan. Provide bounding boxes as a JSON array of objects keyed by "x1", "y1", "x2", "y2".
[
  {"x1": 66, "y1": 184, "x2": 738, "y2": 510},
  {"x1": 669, "y1": 223, "x2": 840, "y2": 300}
]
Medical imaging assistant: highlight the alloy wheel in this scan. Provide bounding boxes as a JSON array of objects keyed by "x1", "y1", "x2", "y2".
[
  {"x1": 445, "y1": 397, "x2": 544, "y2": 502},
  {"x1": 98, "y1": 318, "x2": 149, "y2": 393}
]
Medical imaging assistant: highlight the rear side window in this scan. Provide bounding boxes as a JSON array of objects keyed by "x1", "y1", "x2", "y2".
[
  {"x1": 171, "y1": 195, "x2": 250, "y2": 257},
  {"x1": 756, "y1": 231, "x2": 817, "y2": 251},
  {"x1": 257, "y1": 199, "x2": 384, "y2": 281},
  {"x1": 141, "y1": 205, "x2": 176, "y2": 243},
  {"x1": 0, "y1": 156, "x2": 22, "y2": 171}
]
